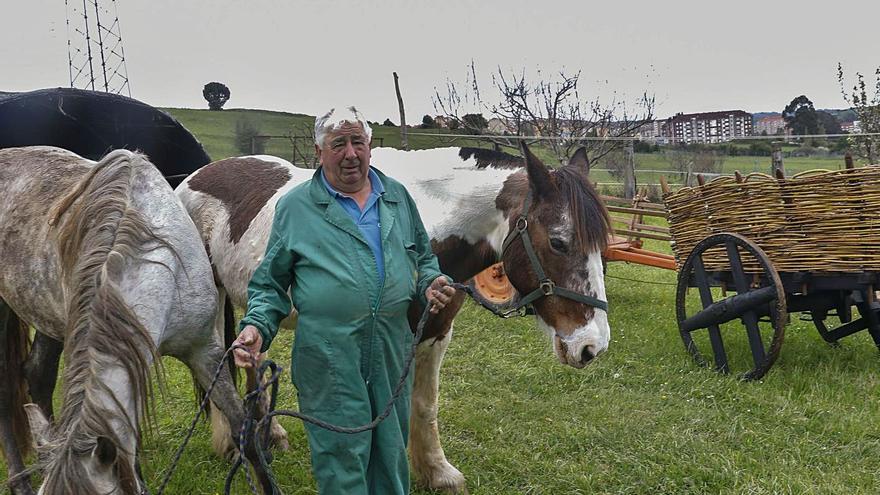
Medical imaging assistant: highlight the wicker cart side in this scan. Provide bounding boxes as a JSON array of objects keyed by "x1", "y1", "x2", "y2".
[{"x1": 662, "y1": 167, "x2": 880, "y2": 273}]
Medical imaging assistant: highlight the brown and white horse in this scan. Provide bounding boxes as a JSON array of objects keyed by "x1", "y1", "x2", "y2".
[
  {"x1": 175, "y1": 143, "x2": 612, "y2": 493},
  {"x1": 0, "y1": 147, "x2": 275, "y2": 494}
]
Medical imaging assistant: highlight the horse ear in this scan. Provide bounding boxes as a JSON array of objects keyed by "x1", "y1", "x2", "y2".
[
  {"x1": 94, "y1": 436, "x2": 118, "y2": 466},
  {"x1": 24, "y1": 403, "x2": 51, "y2": 450},
  {"x1": 568, "y1": 147, "x2": 590, "y2": 173},
  {"x1": 520, "y1": 141, "x2": 554, "y2": 197}
]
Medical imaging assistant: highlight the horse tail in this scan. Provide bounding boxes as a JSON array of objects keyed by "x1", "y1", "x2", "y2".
[
  {"x1": 223, "y1": 293, "x2": 240, "y2": 388},
  {"x1": 1, "y1": 302, "x2": 32, "y2": 457}
]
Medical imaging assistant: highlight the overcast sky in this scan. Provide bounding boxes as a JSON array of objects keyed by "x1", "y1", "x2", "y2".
[{"x1": 3, "y1": 0, "x2": 879, "y2": 122}]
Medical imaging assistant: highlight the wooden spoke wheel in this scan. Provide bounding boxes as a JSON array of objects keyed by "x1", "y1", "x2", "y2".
[
  {"x1": 675, "y1": 233, "x2": 787, "y2": 381},
  {"x1": 810, "y1": 290, "x2": 880, "y2": 348}
]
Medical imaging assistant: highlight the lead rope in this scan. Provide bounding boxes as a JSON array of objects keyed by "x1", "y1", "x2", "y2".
[
  {"x1": 156, "y1": 192, "x2": 611, "y2": 492},
  {"x1": 156, "y1": 282, "x2": 472, "y2": 495}
]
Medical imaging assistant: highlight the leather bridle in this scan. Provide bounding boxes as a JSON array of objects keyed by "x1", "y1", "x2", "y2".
[{"x1": 498, "y1": 189, "x2": 608, "y2": 316}]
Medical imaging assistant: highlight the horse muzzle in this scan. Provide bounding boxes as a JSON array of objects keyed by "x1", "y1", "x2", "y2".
[{"x1": 552, "y1": 319, "x2": 609, "y2": 369}]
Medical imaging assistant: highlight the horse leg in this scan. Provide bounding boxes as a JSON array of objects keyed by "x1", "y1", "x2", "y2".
[
  {"x1": 246, "y1": 364, "x2": 289, "y2": 451},
  {"x1": 209, "y1": 367, "x2": 291, "y2": 460},
  {"x1": 410, "y1": 305, "x2": 468, "y2": 494},
  {"x1": 0, "y1": 300, "x2": 36, "y2": 495},
  {"x1": 189, "y1": 345, "x2": 276, "y2": 494},
  {"x1": 208, "y1": 287, "x2": 237, "y2": 459},
  {"x1": 208, "y1": 288, "x2": 289, "y2": 460},
  {"x1": 23, "y1": 331, "x2": 62, "y2": 421}
]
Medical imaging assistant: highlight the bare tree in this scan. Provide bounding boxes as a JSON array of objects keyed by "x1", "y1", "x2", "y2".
[
  {"x1": 288, "y1": 121, "x2": 319, "y2": 168},
  {"x1": 663, "y1": 149, "x2": 725, "y2": 186},
  {"x1": 433, "y1": 63, "x2": 654, "y2": 164},
  {"x1": 838, "y1": 63, "x2": 880, "y2": 164}
]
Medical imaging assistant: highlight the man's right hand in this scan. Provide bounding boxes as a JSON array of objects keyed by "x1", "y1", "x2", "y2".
[{"x1": 233, "y1": 325, "x2": 263, "y2": 368}]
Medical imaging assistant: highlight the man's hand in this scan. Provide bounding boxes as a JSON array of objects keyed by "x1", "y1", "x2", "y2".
[
  {"x1": 233, "y1": 325, "x2": 263, "y2": 368},
  {"x1": 426, "y1": 276, "x2": 455, "y2": 314}
]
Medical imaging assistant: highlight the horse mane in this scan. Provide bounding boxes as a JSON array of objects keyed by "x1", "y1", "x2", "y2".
[
  {"x1": 458, "y1": 147, "x2": 524, "y2": 169},
  {"x1": 41, "y1": 150, "x2": 162, "y2": 494},
  {"x1": 555, "y1": 165, "x2": 611, "y2": 254}
]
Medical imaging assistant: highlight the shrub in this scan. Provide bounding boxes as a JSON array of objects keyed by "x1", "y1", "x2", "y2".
[
  {"x1": 421, "y1": 115, "x2": 436, "y2": 129},
  {"x1": 234, "y1": 117, "x2": 264, "y2": 154},
  {"x1": 748, "y1": 142, "x2": 773, "y2": 156}
]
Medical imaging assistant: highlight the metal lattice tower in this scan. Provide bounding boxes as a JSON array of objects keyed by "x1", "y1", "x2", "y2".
[{"x1": 65, "y1": 0, "x2": 131, "y2": 96}]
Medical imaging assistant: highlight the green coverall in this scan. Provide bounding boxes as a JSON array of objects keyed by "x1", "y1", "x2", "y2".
[{"x1": 240, "y1": 166, "x2": 444, "y2": 494}]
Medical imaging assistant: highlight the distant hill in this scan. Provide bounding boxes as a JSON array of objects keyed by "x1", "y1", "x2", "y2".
[
  {"x1": 751, "y1": 112, "x2": 780, "y2": 121},
  {"x1": 159, "y1": 107, "x2": 483, "y2": 163}
]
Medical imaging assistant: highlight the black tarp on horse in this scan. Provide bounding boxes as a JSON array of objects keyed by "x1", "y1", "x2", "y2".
[{"x1": 0, "y1": 87, "x2": 211, "y2": 187}]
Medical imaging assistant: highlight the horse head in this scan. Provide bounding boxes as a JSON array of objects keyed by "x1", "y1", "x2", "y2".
[
  {"x1": 499, "y1": 143, "x2": 611, "y2": 368},
  {"x1": 25, "y1": 403, "x2": 144, "y2": 495}
]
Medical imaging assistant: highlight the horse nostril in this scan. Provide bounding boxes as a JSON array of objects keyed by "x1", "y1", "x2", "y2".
[{"x1": 580, "y1": 346, "x2": 595, "y2": 364}]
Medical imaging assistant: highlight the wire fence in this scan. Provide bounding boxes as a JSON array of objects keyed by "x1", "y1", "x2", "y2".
[
  {"x1": 237, "y1": 128, "x2": 875, "y2": 201},
  {"x1": 417, "y1": 133, "x2": 871, "y2": 200}
]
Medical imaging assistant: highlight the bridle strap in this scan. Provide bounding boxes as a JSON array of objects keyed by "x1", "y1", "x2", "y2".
[{"x1": 498, "y1": 189, "x2": 608, "y2": 314}]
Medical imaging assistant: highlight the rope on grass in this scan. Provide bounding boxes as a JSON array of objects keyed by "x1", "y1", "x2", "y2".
[{"x1": 605, "y1": 273, "x2": 678, "y2": 286}]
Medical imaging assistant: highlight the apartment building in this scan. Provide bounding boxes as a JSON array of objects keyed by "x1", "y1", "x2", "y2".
[
  {"x1": 635, "y1": 120, "x2": 670, "y2": 144},
  {"x1": 667, "y1": 110, "x2": 753, "y2": 144},
  {"x1": 754, "y1": 114, "x2": 789, "y2": 136}
]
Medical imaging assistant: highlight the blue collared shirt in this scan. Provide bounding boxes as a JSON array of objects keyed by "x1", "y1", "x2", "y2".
[{"x1": 320, "y1": 167, "x2": 385, "y2": 286}]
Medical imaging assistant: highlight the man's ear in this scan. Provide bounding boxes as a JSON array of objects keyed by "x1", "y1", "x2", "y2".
[{"x1": 314, "y1": 144, "x2": 322, "y2": 165}]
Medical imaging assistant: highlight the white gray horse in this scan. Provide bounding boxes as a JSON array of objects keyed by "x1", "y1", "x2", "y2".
[{"x1": 0, "y1": 147, "x2": 274, "y2": 494}]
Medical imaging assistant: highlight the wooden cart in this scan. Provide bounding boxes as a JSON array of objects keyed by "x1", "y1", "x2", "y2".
[{"x1": 663, "y1": 167, "x2": 880, "y2": 380}]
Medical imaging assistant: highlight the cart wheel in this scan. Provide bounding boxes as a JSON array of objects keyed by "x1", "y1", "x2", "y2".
[
  {"x1": 467, "y1": 262, "x2": 521, "y2": 312},
  {"x1": 675, "y1": 233, "x2": 787, "y2": 380}
]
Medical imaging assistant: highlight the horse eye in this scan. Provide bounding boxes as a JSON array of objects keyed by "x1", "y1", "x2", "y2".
[{"x1": 549, "y1": 238, "x2": 568, "y2": 254}]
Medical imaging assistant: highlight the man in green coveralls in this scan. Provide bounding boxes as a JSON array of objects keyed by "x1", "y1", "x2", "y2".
[{"x1": 232, "y1": 105, "x2": 455, "y2": 494}]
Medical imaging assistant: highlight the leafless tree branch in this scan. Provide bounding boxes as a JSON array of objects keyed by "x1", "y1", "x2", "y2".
[{"x1": 433, "y1": 64, "x2": 654, "y2": 164}]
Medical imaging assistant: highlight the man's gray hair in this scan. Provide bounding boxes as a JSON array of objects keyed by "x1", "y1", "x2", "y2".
[{"x1": 314, "y1": 105, "x2": 373, "y2": 147}]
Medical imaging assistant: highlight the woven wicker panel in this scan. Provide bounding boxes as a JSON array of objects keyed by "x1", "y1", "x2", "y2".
[{"x1": 663, "y1": 167, "x2": 880, "y2": 273}]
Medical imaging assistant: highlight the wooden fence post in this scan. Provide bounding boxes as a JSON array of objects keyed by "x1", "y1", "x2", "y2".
[
  {"x1": 624, "y1": 140, "x2": 636, "y2": 199},
  {"x1": 771, "y1": 144, "x2": 785, "y2": 176},
  {"x1": 393, "y1": 72, "x2": 408, "y2": 151}
]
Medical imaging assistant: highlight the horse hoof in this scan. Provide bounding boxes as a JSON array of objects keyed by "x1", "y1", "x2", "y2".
[
  {"x1": 270, "y1": 422, "x2": 290, "y2": 451},
  {"x1": 416, "y1": 461, "x2": 468, "y2": 494},
  {"x1": 271, "y1": 435, "x2": 290, "y2": 452},
  {"x1": 10, "y1": 480, "x2": 36, "y2": 495}
]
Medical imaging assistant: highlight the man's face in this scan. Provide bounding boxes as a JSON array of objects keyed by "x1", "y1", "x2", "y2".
[{"x1": 316, "y1": 122, "x2": 371, "y2": 193}]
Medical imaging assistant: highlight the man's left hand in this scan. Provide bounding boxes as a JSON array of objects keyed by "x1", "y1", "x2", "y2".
[{"x1": 426, "y1": 276, "x2": 455, "y2": 314}]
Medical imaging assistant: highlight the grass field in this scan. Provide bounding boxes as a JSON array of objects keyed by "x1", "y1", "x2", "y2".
[
  {"x1": 4, "y1": 108, "x2": 880, "y2": 494},
  {"x1": 135, "y1": 261, "x2": 880, "y2": 494}
]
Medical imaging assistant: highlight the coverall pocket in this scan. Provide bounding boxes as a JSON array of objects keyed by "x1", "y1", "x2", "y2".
[
  {"x1": 291, "y1": 341, "x2": 340, "y2": 414},
  {"x1": 404, "y1": 242, "x2": 419, "y2": 293}
]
